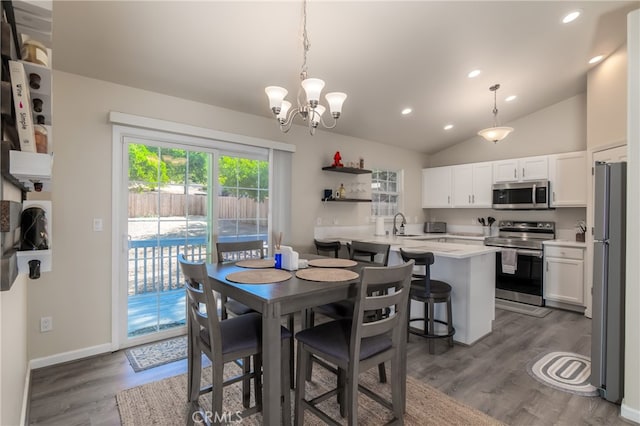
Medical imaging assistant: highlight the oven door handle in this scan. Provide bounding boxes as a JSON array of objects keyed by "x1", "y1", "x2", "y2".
[
  {"x1": 532, "y1": 183, "x2": 537, "y2": 206},
  {"x1": 504, "y1": 248, "x2": 543, "y2": 258}
]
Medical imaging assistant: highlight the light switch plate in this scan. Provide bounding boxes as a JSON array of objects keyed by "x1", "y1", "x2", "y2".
[{"x1": 93, "y1": 218, "x2": 103, "y2": 232}]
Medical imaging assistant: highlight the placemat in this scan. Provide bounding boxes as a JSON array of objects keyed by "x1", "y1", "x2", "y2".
[
  {"x1": 296, "y1": 268, "x2": 359, "y2": 282},
  {"x1": 225, "y1": 269, "x2": 292, "y2": 284},
  {"x1": 308, "y1": 258, "x2": 357, "y2": 268},
  {"x1": 235, "y1": 259, "x2": 275, "y2": 269}
]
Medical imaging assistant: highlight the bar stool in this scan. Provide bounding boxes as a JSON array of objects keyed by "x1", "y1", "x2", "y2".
[{"x1": 399, "y1": 248, "x2": 455, "y2": 354}]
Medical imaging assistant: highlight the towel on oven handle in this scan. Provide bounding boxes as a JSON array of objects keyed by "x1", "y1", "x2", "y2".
[{"x1": 501, "y1": 249, "x2": 518, "y2": 274}]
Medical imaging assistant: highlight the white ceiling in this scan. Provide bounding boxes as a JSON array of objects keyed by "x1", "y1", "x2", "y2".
[{"x1": 51, "y1": 1, "x2": 638, "y2": 154}]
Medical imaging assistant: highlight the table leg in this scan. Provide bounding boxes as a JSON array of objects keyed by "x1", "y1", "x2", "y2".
[{"x1": 262, "y1": 303, "x2": 282, "y2": 425}]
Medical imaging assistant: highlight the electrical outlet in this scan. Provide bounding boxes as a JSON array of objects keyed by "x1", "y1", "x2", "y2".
[
  {"x1": 40, "y1": 316, "x2": 53, "y2": 332},
  {"x1": 316, "y1": 217, "x2": 322, "y2": 226},
  {"x1": 93, "y1": 218, "x2": 103, "y2": 232}
]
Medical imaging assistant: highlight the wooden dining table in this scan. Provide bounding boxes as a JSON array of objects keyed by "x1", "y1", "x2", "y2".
[{"x1": 206, "y1": 255, "x2": 384, "y2": 425}]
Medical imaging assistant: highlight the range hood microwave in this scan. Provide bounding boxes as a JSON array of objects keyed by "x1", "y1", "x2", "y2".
[{"x1": 492, "y1": 180, "x2": 551, "y2": 210}]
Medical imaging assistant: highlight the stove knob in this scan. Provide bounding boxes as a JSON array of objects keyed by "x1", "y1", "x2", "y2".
[
  {"x1": 545, "y1": 223, "x2": 551, "y2": 228},
  {"x1": 537, "y1": 223, "x2": 543, "y2": 228}
]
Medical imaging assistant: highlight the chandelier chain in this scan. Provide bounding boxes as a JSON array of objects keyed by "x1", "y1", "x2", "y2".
[{"x1": 301, "y1": 0, "x2": 310, "y2": 78}]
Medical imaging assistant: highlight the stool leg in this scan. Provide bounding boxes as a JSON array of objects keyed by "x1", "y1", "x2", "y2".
[
  {"x1": 428, "y1": 300, "x2": 435, "y2": 354},
  {"x1": 423, "y1": 301, "x2": 428, "y2": 336},
  {"x1": 447, "y1": 297, "x2": 454, "y2": 347}
]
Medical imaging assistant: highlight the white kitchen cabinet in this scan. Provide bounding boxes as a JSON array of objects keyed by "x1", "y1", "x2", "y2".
[
  {"x1": 451, "y1": 162, "x2": 492, "y2": 207},
  {"x1": 549, "y1": 151, "x2": 587, "y2": 207},
  {"x1": 422, "y1": 167, "x2": 451, "y2": 208},
  {"x1": 493, "y1": 155, "x2": 548, "y2": 183},
  {"x1": 544, "y1": 244, "x2": 585, "y2": 306}
]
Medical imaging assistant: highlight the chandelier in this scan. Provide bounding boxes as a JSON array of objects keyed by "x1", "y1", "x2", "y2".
[
  {"x1": 265, "y1": 0, "x2": 346, "y2": 135},
  {"x1": 477, "y1": 83, "x2": 514, "y2": 143}
]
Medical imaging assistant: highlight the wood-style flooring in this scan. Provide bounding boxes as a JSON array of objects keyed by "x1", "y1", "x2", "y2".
[{"x1": 28, "y1": 307, "x2": 631, "y2": 425}]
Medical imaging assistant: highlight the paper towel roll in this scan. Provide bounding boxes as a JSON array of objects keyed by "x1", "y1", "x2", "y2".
[{"x1": 375, "y1": 217, "x2": 385, "y2": 236}]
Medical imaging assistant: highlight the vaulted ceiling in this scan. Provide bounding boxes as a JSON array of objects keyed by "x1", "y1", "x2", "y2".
[{"x1": 52, "y1": 1, "x2": 638, "y2": 153}]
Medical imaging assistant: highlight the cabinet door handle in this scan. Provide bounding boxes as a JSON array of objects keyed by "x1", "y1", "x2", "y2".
[
  {"x1": 553, "y1": 192, "x2": 556, "y2": 202},
  {"x1": 546, "y1": 261, "x2": 549, "y2": 272},
  {"x1": 472, "y1": 194, "x2": 475, "y2": 203},
  {"x1": 468, "y1": 195, "x2": 471, "y2": 203},
  {"x1": 514, "y1": 168, "x2": 517, "y2": 179},
  {"x1": 448, "y1": 195, "x2": 450, "y2": 205},
  {"x1": 522, "y1": 168, "x2": 525, "y2": 178}
]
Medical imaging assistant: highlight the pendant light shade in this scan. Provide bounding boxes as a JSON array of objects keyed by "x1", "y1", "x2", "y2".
[{"x1": 478, "y1": 84, "x2": 513, "y2": 143}]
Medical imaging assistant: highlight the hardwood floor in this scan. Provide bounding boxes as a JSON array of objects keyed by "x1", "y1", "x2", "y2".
[{"x1": 28, "y1": 308, "x2": 630, "y2": 425}]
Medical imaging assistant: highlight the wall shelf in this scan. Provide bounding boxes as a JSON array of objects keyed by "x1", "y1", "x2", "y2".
[
  {"x1": 322, "y1": 198, "x2": 372, "y2": 202},
  {"x1": 322, "y1": 166, "x2": 372, "y2": 174}
]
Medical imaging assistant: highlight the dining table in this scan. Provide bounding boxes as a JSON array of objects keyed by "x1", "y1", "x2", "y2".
[{"x1": 206, "y1": 254, "x2": 408, "y2": 425}]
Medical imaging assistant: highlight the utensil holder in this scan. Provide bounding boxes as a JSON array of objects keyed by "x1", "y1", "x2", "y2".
[{"x1": 483, "y1": 226, "x2": 490, "y2": 237}]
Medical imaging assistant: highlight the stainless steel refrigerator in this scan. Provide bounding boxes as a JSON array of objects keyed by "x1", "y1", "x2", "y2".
[{"x1": 591, "y1": 161, "x2": 626, "y2": 403}]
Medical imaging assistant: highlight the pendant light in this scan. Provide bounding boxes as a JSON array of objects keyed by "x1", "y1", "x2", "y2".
[{"x1": 478, "y1": 84, "x2": 514, "y2": 143}]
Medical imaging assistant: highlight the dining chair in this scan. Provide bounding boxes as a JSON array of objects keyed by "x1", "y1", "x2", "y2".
[
  {"x1": 399, "y1": 248, "x2": 455, "y2": 354},
  {"x1": 215, "y1": 240, "x2": 296, "y2": 389},
  {"x1": 178, "y1": 254, "x2": 291, "y2": 422},
  {"x1": 313, "y1": 239, "x2": 341, "y2": 258},
  {"x1": 294, "y1": 261, "x2": 414, "y2": 425},
  {"x1": 307, "y1": 240, "x2": 391, "y2": 383}
]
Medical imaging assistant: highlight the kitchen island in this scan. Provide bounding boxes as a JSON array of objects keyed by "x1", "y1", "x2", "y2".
[{"x1": 316, "y1": 233, "x2": 499, "y2": 345}]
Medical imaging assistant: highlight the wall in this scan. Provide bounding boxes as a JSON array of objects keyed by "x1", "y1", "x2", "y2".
[
  {"x1": 622, "y1": 9, "x2": 639, "y2": 422},
  {"x1": 25, "y1": 71, "x2": 428, "y2": 360},
  {"x1": 0, "y1": 180, "x2": 29, "y2": 426},
  {"x1": 424, "y1": 93, "x2": 588, "y2": 236},
  {"x1": 587, "y1": 44, "x2": 627, "y2": 149},
  {"x1": 428, "y1": 93, "x2": 586, "y2": 167}
]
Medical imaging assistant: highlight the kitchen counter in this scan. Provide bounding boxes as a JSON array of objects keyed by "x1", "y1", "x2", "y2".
[
  {"x1": 543, "y1": 240, "x2": 587, "y2": 248},
  {"x1": 319, "y1": 233, "x2": 499, "y2": 259},
  {"x1": 317, "y1": 232, "x2": 497, "y2": 345}
]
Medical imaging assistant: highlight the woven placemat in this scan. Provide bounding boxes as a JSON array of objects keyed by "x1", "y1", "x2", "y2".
[
  {"x1": 225, "y1": 269, "x2": 292, "y2": 284},
  {"x1": 235, "y1": 259, "x2": 275, "y2": 269},
  {"x1": 308, "y1": 258, "x2": 357, "y2": 268},
  {"x1": 296, "y1": 268, "x2": 359, "y2": 282}
]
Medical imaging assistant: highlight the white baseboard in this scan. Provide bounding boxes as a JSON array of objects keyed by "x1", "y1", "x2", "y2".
[
  {"x1": 621, "y1": 401, "x2": 640, "y2": 424},
  {"x1": 29, "y1": 343, "x2": 113, "y2": 370}
]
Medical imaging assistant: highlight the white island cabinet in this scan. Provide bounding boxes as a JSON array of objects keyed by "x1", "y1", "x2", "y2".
[{"x1": 319, "y1": 233, "x2": 498, "y2": 345}]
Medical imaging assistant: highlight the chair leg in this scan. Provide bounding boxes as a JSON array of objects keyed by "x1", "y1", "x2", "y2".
[
  {"x1": 304, "y1": 310, "x2": 315, "y2": 381},
  {"x1": 447, "y1": 297, "x2": 454, "y2": 347},
  {"x1": 428, "y1": 300, "x2": 435, "y2": 354},
  {"x1": 254, "y1": 354, "x2": 263, "y2": 411},
  {"x1": 242, "y1": 356, "x2": 251, "y2": 408},
  {"x1": 288, "y1": 313, "x2": 295, "y2": 390},
  {"x1": 346, "y1": 367, "x2": 359, "y2": 426},
  {"x1": 337, "y1": 367, "x2": 346, "y2": 418},
  {"x1": 212, "y1": 361, "x2": 224, "y2": 425},
  {"x1": 281, "y1": 337, "x2": 292, "y2": 426},
  {"x1": 377, "y1": 362, "x2": 387, "y2": 383},
  {"x1": 294, "y1": 341, "x2": 308, "y2": 426},
  {"x1": 390, "y1": 356, "x2": 404, "y2": 421}
]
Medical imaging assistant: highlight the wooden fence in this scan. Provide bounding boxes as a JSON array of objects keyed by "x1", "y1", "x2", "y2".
[{"x1": 128, "y1": 193, "x2": 267, "y2": 218}]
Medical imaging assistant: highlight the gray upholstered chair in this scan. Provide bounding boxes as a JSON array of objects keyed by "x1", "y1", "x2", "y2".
[
  {"x1": 178, "y1": 254, "x2": 291, "y2": 421},
  {"x1": 313, "y1": 239, "x2": 341, "y2": 258},
  {"x1": 308, "y1": 240, "x2": 392, "y2": 382},
  {"x1": 215, "y1": 240, "x2": 296, "y2": 388},
  {"x1": 399, "y1": 248, "x2": 455, "y2": 354},
  {"x1": 294, "y1": 261, "x2": 414, "y2": 425}
]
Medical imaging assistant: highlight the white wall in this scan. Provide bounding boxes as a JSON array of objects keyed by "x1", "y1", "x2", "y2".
[
  {"x1": 622, "y1": 9, "x2": 639, "y2": 422},
  {"x1": 428, "y1": 93, "x2": 586, "y2": 167},
  {"x1": 25, "y1": 71, "x2": 427, "y2": 359},
  {"x1": 0, "y1": 174, "x2": 29, "y2": 426},
  {"x1": 587, "y1": 44, "x2": 627, "y2": 149}
]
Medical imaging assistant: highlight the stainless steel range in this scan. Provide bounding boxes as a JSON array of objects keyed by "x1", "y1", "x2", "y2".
[{"x1": 484, "y1": 220, "x2": 555, "y2": 306}]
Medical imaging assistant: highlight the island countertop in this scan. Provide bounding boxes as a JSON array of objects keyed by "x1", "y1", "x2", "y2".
[{"x1": 317, "y1": 233, "x2": 500, "y2": 259}]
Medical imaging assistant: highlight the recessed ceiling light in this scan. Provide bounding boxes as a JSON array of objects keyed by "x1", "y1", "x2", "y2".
[
  {"x1": 444, "y1": 124, "x2": 454, "y2": 130},
  {"x1": 401, "y1": 108, "x2": 412, "y2": 115},
  {"x1": 562, "y1": 10, "x2": 581, "y2": 24},
  {"x1": 589, "y1": 55, "x2": 604, "y2": 64},
  {"x1": 467, "y1": 69, "x2": 481, "y2": 78},
  {"x1": 505, "y1": 95, "x2": 517, "y2": 102}
]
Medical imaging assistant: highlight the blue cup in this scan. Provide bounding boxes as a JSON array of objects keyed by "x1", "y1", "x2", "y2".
[{"x1": 274, "y1": 253, "x2": 282, "y2": 269}]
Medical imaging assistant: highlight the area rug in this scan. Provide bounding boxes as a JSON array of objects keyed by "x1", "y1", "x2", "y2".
[
  {"x1": 116, "y1": 363, "x2": 504, "y2": 425},
  {"x1": 125, "y1": 336, "x2": 188, "y2": 372},
  {"x1": 527, "y1": 351, "x2": 599, "y2": 397},
  {"x1": 495, "y1": 299, "x2": 552, "y2": 318}
]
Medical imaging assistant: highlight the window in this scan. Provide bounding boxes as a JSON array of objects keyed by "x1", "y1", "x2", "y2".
[{"x1": 371, "y1": 169, "x2": 403, "y2": 217}]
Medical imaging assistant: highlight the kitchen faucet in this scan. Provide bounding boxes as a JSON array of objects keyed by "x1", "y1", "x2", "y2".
[{"x1": 392, "y1": 212, "x2": 407, "y2": 235}]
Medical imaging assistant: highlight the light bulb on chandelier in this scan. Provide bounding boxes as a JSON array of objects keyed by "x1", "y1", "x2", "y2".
[
  {"x1": 477, "y1": 83, "x2": 514, "y2": 143},
  {"x1": 264, "y1": 0, "x2": 347, "y2": 135}
]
